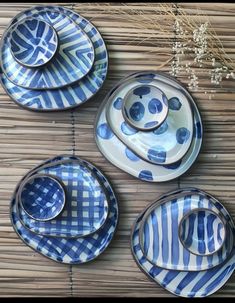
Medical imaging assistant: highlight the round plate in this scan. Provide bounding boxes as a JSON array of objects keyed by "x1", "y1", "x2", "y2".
[
  {"x1": 139, "y1": 191, "x2": 233, "y2": 271},
  {"x1": 17, "y1": 159, "x2": 109, "y2": 238},
  {"x1": 10, "y1": 154, "x2": 119, "y2": 264},
  {"x1": 0, "y1": 6, "x2": 108, "y2": 111},
  {"x1": 1, "y1": 10, "x2": 95, "y2": 89},
  {"x1": 106, "y1": 77, "x2": 193, "y2": 165},
  {"x1": 131, "y1": 188, "x2": 235, "y2": 298},
  {"x1": 9, "y1": 17, "x2": 58, "y2": 68},
  {"x1": 95, "y1": 72, "x2": 202, "y2": 182}
]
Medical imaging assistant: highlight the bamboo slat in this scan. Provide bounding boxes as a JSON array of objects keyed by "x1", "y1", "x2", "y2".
[{"x1": 0, "y1": 1, "x2": 234, "y2": 298}]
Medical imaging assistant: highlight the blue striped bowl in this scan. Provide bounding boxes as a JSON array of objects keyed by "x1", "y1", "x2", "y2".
[
  {"x1": 9, "y1": 17, "x2": 58, "y2": 68},
  {"x1": 179, "y1": 208, "x2": 226, "y2": 256}
]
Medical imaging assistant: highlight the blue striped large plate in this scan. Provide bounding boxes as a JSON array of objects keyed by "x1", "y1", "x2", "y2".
[
  {"x1": 1, "y1": 9, "x2": 95, "y2": 89},
  {"x1": 139, "y1": 192, "x2": 234, "y2": 271},
  {"x1": 95, "y1": 72, "x2": 202, "y2": 182},
  {"x1": 131, "y1": 189, "x2": 235, "y2": 297},
  {"x1": 0, "y1": 6, "x2": 108, "y2": 111},
  {"x1": 10, "y1": 154, "x2": 118, "y2": 264}
]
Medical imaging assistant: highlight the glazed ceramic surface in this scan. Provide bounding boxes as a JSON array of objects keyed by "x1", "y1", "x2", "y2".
[
  {"x1": 10, "y1": 155, "x2": 118, "y2": 264},
  {"x1": 106, "y1": 77, "x2": 193, "y2": 165},
  {"x1": 122, "y1": 84, "x2": 168, "y2": 131},
  {"x1": 139, "y1": 192, "x2": 233, "y2": 271},
  {"x1": 19, "y1": 174, "x2": 65, "y2": 221},
  {"x1": 17, "y1": 159, "x2": 109, "y2": 238},
  {"x1": 0, "y1": 6, "x2": 108, "y2": 111},
  {"x1": 1, "y1": 10, "x2": 95, "y2": 89},
  {"x1": 9, "y1": 17, "x2": 58, "y2": 67},
  {"x1": 131, "y1": 188, "x2": 235, "y2": 297},
  {"x1": 179, "y1": 208, "x2": 226, "y2": 256},
  {"x1": 95, "y1": 72, "x2": 202, "y2": 182}
]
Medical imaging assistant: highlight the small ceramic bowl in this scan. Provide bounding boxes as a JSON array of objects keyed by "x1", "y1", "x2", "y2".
[
  {"x1": 9, "y1": 17, "x2": 58, "y2": 68},
  {"x1": 122, "y1": 84, "x2": 168, "y2": 131},
  {"x1": 18, "y1": 174, "x2": 66, "y2": 221},
  {"x1": 179, "y1": 208, "x2": 226, "y2": 256}
]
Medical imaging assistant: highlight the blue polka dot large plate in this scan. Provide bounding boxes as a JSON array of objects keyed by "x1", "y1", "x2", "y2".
[
  {"x1": 131, "y1": 188, "x2": 235, "y2": 297},
  {"x1": 10, "y1": 155, "x2": 119, "y2": 264},
  {"x1": 139, "y1": 191, "x2": 234, "y2": 271},
  {"x1": 106, "y1": 77, "x2": 193, "y2": 165},
  {"x1": 0, "y1": 5, "x2": 108, "y2": 111},
  {"x1": 0, "y1": 9, "x2": 95, "y2": 89},
  {"x1": 95, "y1": 72, "x2": 203, "y2": 182},
  {"x1": 16, "y1": 159, "x2": 109, "y2": 238}
]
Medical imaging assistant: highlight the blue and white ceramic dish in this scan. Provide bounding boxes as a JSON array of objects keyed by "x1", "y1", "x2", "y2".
[
  {"x1": 19, "y1": 174, "x2": 66, "y2": 221},
  {"x1": 0, "y1": 6, "x2": 108, "y2": 111},
  {"x1": 139, "y1": 192, "x2": 233, "y2": 271},
  {"x1": 9, "y1": 17, "x2": 58, "y2": 68},
  {"x1": 17, "y1": 159, "x2": 109, "y2": 238},
  {"x1": 10, "y1": 154, "x2": 119, "y2": 264},
  {"x1": 95, "y1": 72, "x2": 202, "y2": 182},
  {"x1": 179, "y1": 208, "x2": 226, "y2": 256},
  {"x1": 122, "y1": 84, "x2": 168, "y2": 131},
  {"x1": 1, "y1": 10, "x2": 95, "y2": 89},
  {"x1": 105, "y1": 76, "x2": 193, "y2": 165},
  {"x1": 131, "y1": 188, "x2": 235, "y2": 297}
]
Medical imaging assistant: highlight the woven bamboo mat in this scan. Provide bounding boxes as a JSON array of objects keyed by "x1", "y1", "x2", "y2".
[{"x1": 0, "y1": 2, "x2": 235, "y2": 297}]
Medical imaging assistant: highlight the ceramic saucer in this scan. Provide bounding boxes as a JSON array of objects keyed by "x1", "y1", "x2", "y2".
[
  {"x1": 1, "y1": 10, "x2": 95, "y2": 90},
  {"x1": 131, "y1": 188, "x2": 235, "y2": 297},
  {"x1": 106, "y1": 76, "x2": 193, "y2": 165},
  {"x1": 0, "y1": 6, "x2": 108, "y2": 111},
  {"x1": 95, "y1": 72, "x2": 202, "y2": 182},
  {"x1": 9, "y1": 17, "x2": 58, "y2": 68},
  {"x1": 139, "y1": 191, "x2": 234, "y2": 271},
  {"x1": 17, "y1": 159, "x2": 109, "y2": 238},
  {"x1": 10, "y1": 154, "x2": 119, "y2": 264}
]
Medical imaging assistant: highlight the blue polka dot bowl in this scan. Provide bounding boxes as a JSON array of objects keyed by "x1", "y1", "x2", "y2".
[
  {"x1": 179, "y1": 208, "x2": 226, "y2": 256},
  {"x1": 9, "y1": 17, "x2": 58, "y2": 68},
  {"x1": 18, "y1": 174, "x2": 66, "y2": 221},
  {"x1": 122, "y1": 84, "x2": 168, "y2": 131}
]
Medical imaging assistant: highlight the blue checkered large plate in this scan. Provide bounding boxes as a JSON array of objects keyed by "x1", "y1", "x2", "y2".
[
  {"x1": 10, "y1": 155, "x2": 118, "y2": 264},
  {"x1": 17, "y1": 159, "x2": 109, "y2": 238}
]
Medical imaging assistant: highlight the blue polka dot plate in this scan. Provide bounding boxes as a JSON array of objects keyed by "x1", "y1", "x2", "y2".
[
  {"x1": 131, "y1": 188, "x2": 235, "y2": 297},
  {"x1": 139, "y1": 190, "x2": 234, "y2": 271},
  {"x1": 9, "y1": 17, "x2": 58, "y2": 68},
  {"x1": 18, "y1": 174, "x2": 66, "y2": 221},
  {"x1": 95, "y1": 72, "x2": 202, "y2": 182},
  {"x1": 122, "y1": 84, "x2": 169, "y2": 131},
  {"x1": 16, "y1": 158, "x2": 110, "y2": 238},
  {"x1": 1, "y1": 9, "x2": 95, "y2": 90},
  {"x1": 10, "y1": 155, "x2": 119, "y2": 264},
  {"x1": 0, "y1": 6, "x2": 108, "y2": 111},
  {"x1": 106, "y1": 74, "x2": 193, "y2": 165}
]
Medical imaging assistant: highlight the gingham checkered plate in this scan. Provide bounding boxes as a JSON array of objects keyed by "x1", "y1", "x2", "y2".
[
  {"x1": 17, "y1": 159, "x2": 109, "y2": 238},
  {"x1": 10, "y1": 155, "x2": 118, "y2": 264}
]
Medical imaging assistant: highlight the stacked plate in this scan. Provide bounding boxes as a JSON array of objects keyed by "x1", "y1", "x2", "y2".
[
  {"x1": 0, "y1": 5, "x2": 108, "y2": 111},
  {"x1": 131, "y1": 188, "x2": 235, "y2": 297},
  {"x1": 10, "y1": 154, "x2": 118, "y2": 264},
  {"x1": 95, "y1": 71, "x2": 203, "y2": 182}
]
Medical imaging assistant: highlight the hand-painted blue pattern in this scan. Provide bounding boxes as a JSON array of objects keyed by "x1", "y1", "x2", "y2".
[
  {"x1": 153, "y1": 121, "x2": 168, "y2": 135},
  {"x1": 95, "y1": 71, "x2": 203, "y2": 182},
  {"x1": 113, "y1": 97, "x2": 123, "y2": 110},
  {"x1": 0, "y1": 6, "x2": 108, "y2": 111},
  {"x1": 147, "y1": 146, "x2": 166, "y2": 163},
  {"x1": 123, "y1": 84, "x2": 168, "y2": 131},
  {"x1": 9, "y1": 18, "x2": 58, "y2": 67},
  {"x1": 168, "y1": 97, "x2": 182, "y2": 110},
  {"x1": 125, "y1": 147, "x2": 140, "y2": 162},
  {"x1": 20, "y1": 175, "x2": 65, "y2": 221},
  {"x1": 179, "y1": 209, "x2": 225, "y2": 255},
  {"x1": 10, "y1": 155, "x2": 118, "y2": 264},
  {"x1": 131, "y1": 187, "x2": 235, "y2": 297},
  {"x1": 120, "y1": 122, "x2": 138, "y2": 135},
  {"x1": 97, "y1": 123, "x2": 114, "y2": 140},
  {"x1": 1, "y1": 10, "x2": 95, "y2": 89},
  {"x1": 18, "y1": 160, "x2": 109, "y2": 238},
  {"x1": 140, "y1": 192, "x2": 233, "y2": 271},
  {"x1": 176, "y1": 127, "x2": 191, "y2": 144},
  {"x1": 132, "y1": 208, "x2": 235, "y2": 298}
]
